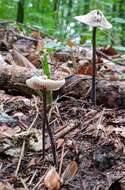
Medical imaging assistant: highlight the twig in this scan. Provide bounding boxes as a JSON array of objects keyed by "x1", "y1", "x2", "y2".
[
  {"x1": 64, "y1": 76, "x2": 91, "y2": 90},
  {"x1": 20, "y1": 177, "x2": 28, "y2": 189},
  {"x1": 55, "y1": 120, "x2": 79, "y2": 139},
  {"x1": 70, "y1": 48, "x2": 78, "y2": 73},
  {"x1": 59, "y1": 143, "x2": 65, "y2": 177},
  {"x1": 28, "y1": 169, "x2": 38, "y2": 186},
  {"x1": 67, "y1": 182, "x2": 80, "y2": 189},
  {"x1": 80, "y1": 112, "x2": 101, "y2": 133},
  {"x1": 48, "y1": 102, "x2": 62, "y2": 123},
  {"x1": 96, "y1": 49, "x2": 112, "y2": 61},
  {"x1": 27, "y1": 96, "x2": 39, "y2": 133},
  {"x1": 32, "y1": 169, "x2": 49, "y2": 190},
  {"x1": 96, "y1": 108, "x2": 105, "y2": 136},
  {"x1": 0, "y1": 20, "x2": 14, "y2": 25},
  {"x1": 15, "y1": 140, "x2": 26, "y2": 176}
]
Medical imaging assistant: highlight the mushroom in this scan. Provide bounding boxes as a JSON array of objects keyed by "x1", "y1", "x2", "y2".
[
  {"x1": 74, "y1": 10, "x2": 112, "y2": 105},
  {"x1": 26, "y1": 76, "x2": 65, "y2": 91},
  {"x1": 26, "y1": 76, "x2": 65, "y2": 166}
]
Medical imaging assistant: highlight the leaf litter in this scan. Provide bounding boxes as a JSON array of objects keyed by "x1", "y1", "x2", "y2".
[{"x1": 0, "y1": 24, "x2": 125, "y2": 190}]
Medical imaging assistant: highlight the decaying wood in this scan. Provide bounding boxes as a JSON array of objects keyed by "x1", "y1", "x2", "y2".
[
  {"x1": 9, "y1": 29, "x2": 38, "y2": 43},
  {"x1": 62, "y1": 75, "x2": 125, "y2": 108},
  {"x1": 55, "y1": 120, "x2": 79, "y2": 138},
  {"x1": 0, "y1": 65, "x2": 125, "y2": 107},
  {"x1": 0, "y1": 64, "x2": 43, "y2": 96},
  {"x1": 97, "y1": 79, "x2": 125, "y2": 108}
]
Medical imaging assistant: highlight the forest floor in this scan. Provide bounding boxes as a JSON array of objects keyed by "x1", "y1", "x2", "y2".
[{"x1": 0, "y1": 23, "x2": 125, "y2": 190}]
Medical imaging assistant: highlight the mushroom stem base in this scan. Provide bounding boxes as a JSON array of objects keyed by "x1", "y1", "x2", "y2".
[
  {"x1": 91, "y1": 27, "x2": 97, "y2": 106},
  {"x1": 42, "y1": 90, "x2": 57, "y2": 167}
]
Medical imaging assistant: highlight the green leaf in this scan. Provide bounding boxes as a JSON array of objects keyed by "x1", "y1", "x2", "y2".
[{"x1": 42, "y1": 53, "x2": 51, "y2": 79}]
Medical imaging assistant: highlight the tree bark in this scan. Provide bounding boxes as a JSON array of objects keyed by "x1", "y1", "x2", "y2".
[
  {"x1": 17, "y1": 0, "x2": 24, "y2": 23},
  {"x1": 119, "y1": 0, "x2": 125, "y2": 46},
  {"x1": 53, "y1": 0, "x2": 59, "y2": 12},
  {"x1": 0, "y1": 65, "x2": 42, "y2": 96},
  {"x1": 61, "y1": 75, "x2": 125, "y2": 108}
]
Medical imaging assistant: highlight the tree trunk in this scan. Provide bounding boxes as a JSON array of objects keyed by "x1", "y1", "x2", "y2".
[
  {"x1": 53, "y1": 0, "x2": 60, "y2": 27},
  {"x1": 67, "y1": 0, "x2": 73, "y2": 19},
  {"x1": 17, "y1": 0, "x2": 24, "y2": 23},
  {"x1": 53, "y1": 0, "x2": 59, "y2": 12},
  {"x1": 119, "y1": 0, "x2": 125, "y2": 46}
]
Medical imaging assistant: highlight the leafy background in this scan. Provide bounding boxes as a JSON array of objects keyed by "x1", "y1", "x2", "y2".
[{"x1": 0, "y1": 0, "x2": 125, "y2": 49}]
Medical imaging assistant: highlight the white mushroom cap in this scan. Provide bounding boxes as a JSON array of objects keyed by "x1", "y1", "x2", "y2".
[
  {"x1": 26, "y1": 76, "x2": 65, "y2": 91},
  {"x1": 74, "y1": 10, "x2": 112, "y2": 29}
]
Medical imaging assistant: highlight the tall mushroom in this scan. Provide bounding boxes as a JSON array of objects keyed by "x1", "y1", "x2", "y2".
[
  {"x1": 74, "y1": 10, "x2": 112, "y2": 105},
  {"x1": 26, "y1": 76, "x2": 65, "y2": 166}
]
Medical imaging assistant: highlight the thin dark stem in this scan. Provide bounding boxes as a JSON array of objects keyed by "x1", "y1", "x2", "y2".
[
  {"x1": 42, "y1": 90, "x2": 46, "y2": 160},
  {"x1": 42, "y1": 90, "x2": 57, "y2": 167},
  {"x1": 91, "y1": 27, "x2": 97, "y2": 106},
  {"x1": 45, "y1": 110, "x2": 57, "y2": 167}
]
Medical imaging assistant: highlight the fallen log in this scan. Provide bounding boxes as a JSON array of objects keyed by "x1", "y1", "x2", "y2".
[
  {"x1": 0, "y1": 64, "x2": 43, "y2": 96},
  {"x1": 62, "y1": 75, "x2": 125, "y2": 108},
  {"x1": 97, "y1": 79, "x2": 125, "y2": 108},
  {"x1": 0, "y1": 65, "x2": 124, "y2": 107}
]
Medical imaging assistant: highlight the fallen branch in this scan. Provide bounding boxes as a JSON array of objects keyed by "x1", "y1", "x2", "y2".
[
  {"x1": 55, "y1": 120, "x2": 79, "y2": 138},
  {"x1": 8, "y1": 29, "x2": 38, "y2": 43},
  {"x1": 15, "y1": 140, "x2": 26, "y2": 176}
]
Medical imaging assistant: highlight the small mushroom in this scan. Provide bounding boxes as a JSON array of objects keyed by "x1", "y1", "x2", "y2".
[
  {"x1": 74, "y1": 10, "x2": 112, "y2": 29},
  {"x1": 26, "y1": 76, "x2": 65, "y2": 91},
  {"x1": 26, "y1": 76, "x2": 65, "y2": 166},
  {"x1": 74, "y1": 10, "x2": 112, "y2": 105}
]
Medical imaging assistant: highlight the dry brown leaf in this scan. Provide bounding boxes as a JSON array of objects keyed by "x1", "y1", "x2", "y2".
[
  {"x1": 56, "y1": 138, "x2": 64, "y2": 149},
  {"x1": 61, "y1": 160, "x2": 78, "y2": 184},
  {"x1": 78, "y1": 63, "x2": 93, "y2": 75},
  {"x1": 121, "y1": 182, "x2": 125, "y2": 190},
  {"x1": 101, "y1": 46, "x2": 118, "y2": 56},
  {"x1": 44, "y1": 167, "x2": 60, "y2": 190},
  {"x1": 0, "y1": 181, "x2": 14, "y2": 190},
  {"x1": 27, "y1": 157, "x2": 36, "y2": 167},
  {"x1": 58, "y1": 65, "x2": 72, "y2": 74},
  {"x1": 36, "y1": 39, "x2": 44, "y2": 50},
  {"x1": 31, "y1": 31, "x2": 41, "y2": 38},
  {"x1": 0, "y1": 54, "x2": 7, "y2": 65},
  {"x1": 119, "y1": 177, "x2": 125, "y2": 190},
  {"x1": 13, "y1": 49, "x2": 36, "y2": 69},
  {"x1": 66, "y1": 39, "x2": 75, "y2": 48},
  {"x1": 54, "y1": 69, "x2": 71, "y2": 79},
  {"x1": 0, "y1": 125, "x2": 20, "y2": 139}
]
